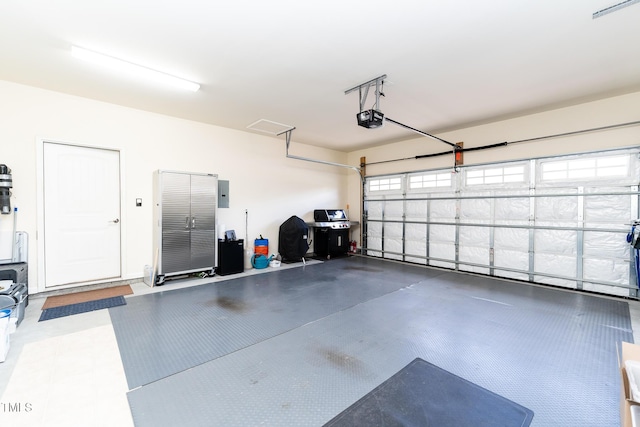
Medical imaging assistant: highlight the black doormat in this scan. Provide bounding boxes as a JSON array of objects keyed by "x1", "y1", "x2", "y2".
[
  {"x1": 39, "y1": 296, "x2": 126, "y2": 321},
  {"x1": 324, "y1": 358, "x2": 534, "y2": 427}
]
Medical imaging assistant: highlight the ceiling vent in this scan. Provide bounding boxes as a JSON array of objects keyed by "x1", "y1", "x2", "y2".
[{"x1": 247, "y1": 119, "x2": 294, "y2": 135}]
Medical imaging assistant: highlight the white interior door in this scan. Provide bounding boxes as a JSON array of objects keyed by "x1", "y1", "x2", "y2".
[{"x1": 43, "y1": 142, "x2": 121, "y2": 288}]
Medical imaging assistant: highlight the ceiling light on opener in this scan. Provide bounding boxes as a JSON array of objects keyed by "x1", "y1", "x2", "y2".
[
  {"x1": 357, "y1": 109, "x2": 384, "y2": 129},
  {"x1": 345, "y1": 75, "x2": 387, "y2": 129},
  {"x1": 71, "y1": 45, "x2": 200, "y2": 92}
]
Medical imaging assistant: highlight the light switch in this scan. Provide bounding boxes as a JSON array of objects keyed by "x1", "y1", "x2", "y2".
[{"x1": 136, "y1": 198, "x2": 142, "y2": 207}]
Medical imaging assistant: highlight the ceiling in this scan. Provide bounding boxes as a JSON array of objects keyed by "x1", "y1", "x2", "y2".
[{"x1": 1, "y1": 1, "x2": 639, "y2": 152}]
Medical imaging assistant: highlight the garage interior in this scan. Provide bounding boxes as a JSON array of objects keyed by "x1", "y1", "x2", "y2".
[{"x1": 1, "y1": 1, "x2": 640, "y2": 426}]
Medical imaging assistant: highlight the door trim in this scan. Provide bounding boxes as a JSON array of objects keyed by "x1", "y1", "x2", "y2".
[{"x1": 36, "y1": 138, "x2": 125, "y2": 293}]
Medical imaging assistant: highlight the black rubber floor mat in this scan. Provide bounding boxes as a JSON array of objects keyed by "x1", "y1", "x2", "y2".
[
  {"x1": 324, "y1": 357, "x2": 534, "y2": 427},
  {"x1": 121, "y1": 257, "x2": 631, "y2": 426},
  {"x1": 39, "y1": 296, "x2": 126, "y2": 321},
  {"x1": 111, "y1": 257, "x2": 441, "y2": 389}
]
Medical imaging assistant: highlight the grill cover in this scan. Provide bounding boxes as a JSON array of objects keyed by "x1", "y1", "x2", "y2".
[{"x1": 278, "y1": 216, "x2": 309, "y2": 262}]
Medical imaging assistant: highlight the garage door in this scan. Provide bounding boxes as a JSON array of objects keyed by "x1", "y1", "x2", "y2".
[{"x1": 363, "y1": 148, "x2": 639, "y2": 298}]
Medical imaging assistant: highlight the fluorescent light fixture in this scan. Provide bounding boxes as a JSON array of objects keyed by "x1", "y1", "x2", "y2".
[
  {"x1": 71, "y1": 45, "x2": 200, "y2": 92},
  {"x1": 593, "y1": 0, "x2": 640, "y2": 18}
]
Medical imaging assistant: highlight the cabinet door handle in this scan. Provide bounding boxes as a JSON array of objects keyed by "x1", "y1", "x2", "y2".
[
  {"x1": 191, "y1": 217, "x2": 196, "y2": 229},
  {"x1": 185, "y1": 216, "x2": 190, "y2": 229}
]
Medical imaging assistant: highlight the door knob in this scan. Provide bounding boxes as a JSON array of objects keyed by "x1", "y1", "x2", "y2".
[{"x1": 111, "y1": 218, "x2": 120, "y2": 223}]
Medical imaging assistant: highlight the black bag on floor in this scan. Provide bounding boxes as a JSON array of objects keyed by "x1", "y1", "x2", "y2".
[{"x1": 278, "y1": 216, "x2": 309, "y2": 262}]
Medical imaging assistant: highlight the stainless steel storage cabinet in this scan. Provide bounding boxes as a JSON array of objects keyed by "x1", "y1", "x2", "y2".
[{"x1": 153, "y1": 171, "x2": 217, "y2": 285}]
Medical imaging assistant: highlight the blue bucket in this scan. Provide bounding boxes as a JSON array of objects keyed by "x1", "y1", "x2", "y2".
[{"x1": 254, "y1": 238, "x2": 269, "y2": 257}]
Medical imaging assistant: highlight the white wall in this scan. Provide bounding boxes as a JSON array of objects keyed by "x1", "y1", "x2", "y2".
[
  {"x1": 347, "y1": 90, "x2": 640, "y2": 245},
  {"x1": 0, "y1": 80, "x2": 349, "y2": 294},
  {"x1": 3, "y1": 80, "x2": 638, "y2": 293}
]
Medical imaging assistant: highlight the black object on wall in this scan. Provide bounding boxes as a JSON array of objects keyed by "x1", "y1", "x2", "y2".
[{"x1": 0, "y1": 164, "x2": 12, "y2": 215}]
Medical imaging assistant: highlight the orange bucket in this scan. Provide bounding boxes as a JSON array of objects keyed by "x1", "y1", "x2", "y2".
[{"x1": 254, "y1": 237, "x2": 268, "y2": 256}]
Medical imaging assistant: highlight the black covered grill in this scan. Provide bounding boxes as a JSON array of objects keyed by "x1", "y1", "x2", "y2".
[{"x1": 278, "y1": 216, "x2": 310, "y2": 263}]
